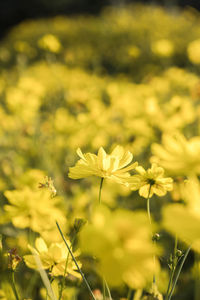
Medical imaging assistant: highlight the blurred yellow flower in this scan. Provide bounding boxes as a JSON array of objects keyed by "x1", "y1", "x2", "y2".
[
  {"x1": 127, "y1": 163, "x2": 173, "y2": 198},
  {"x1": 80, "y1": 205, "x2": 159, "y2": 288},
  {"x1": 0, "y1": 289, "x2": 6, "y2": 300},
  {"x1": 40, "y1": 279, "x2": 78, "y2": 300},
  {"x1": 14, "y1": 40, "x2": 36, "y2": 57},
  {"x1": 128, "y1": 45, "x2": 141, "y2": 58},
  {"x1": 4, "y1": 188, "x2": 66, "y2": 235},
  {"x1": 68, "y1": 146, "x2": 138, "y2": 184},
  {"x1": 151, "y1": 39, "x2": 174, "y2": 57},
  {"x1": 38, "y1": 34, "x2": 61, "y2": 53},
  {"x1": 187, "y1": 39, "x2": 200, "y2": 64},
  {"x1": 24, "y1": 237, "x2": 81, "y2": 278},
  {"x1": 162, "y1": 177, "x2": 200, "y2": 252},
  {"x1": 151, "y1": 133, "x2": 200, "y2": 176}
]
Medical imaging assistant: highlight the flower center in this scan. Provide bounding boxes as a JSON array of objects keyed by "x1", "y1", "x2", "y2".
[{"x1": 148, "y1": 178, "x2": 156, "y2": 186}]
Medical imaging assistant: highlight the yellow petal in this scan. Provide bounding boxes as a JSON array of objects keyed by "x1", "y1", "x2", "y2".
[
  {"x1": 139, "y1": 184, "x2": 152, "y2": 198},
  {"x1": 108, "y1": 156, "x2": 119, "y2": 172},
  {"x1": 117, "y1": 162, "x2": 138, "y2": 174},
  {"x1": 98, "y1": 147, "x2": 108, "y2": 170},
  {"x1": 35, "y1": 237, "x2": 48, "y2": 253},
  {"x1": 135, "y1": 166, "x2": 146, "y2": 175},
  {"x1": 76, "y1": 148, "x2": 85, "y2": 160},
  {"x1": 110, "y1": 145, "x2": 124, "y2": 159},
  {"x1": 118, "y1": 151, "x2": 133, "y2": 169}
]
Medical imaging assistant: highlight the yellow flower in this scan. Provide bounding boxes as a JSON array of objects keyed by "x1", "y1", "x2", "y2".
[
  {"x1": 80, "y1": 205, "x2": 159, "y2": 289},
  {"x1": 38, "y1": 34, "x2": 61, "y2": 53},
  {"x1": 187, "y1": 39, "x2": 200, "y2": 64},
  {"x1": 24, "y1": 237, "x2": 81, "y2": 278},
  {"x1": 151, "y1": 133, "x2": 200, "y2": 176},
  {"x1": 68, "y1": 145, "x2": 138, "y2": 184},
  {"x1": 127, "y1": 163, "x2": 173, "y2": 198},
  {"x1": 151, "y1": 39, "x2": 174, "y2": 57},
  {"x1": 162, "y1": 177, "x2": 200, "y2": 252},
  {"x1": 3, "y1": 188, "x2": 66, "y2": 241}
]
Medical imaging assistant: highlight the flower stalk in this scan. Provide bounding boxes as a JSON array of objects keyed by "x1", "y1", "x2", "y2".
[
  {"x1": 165, "y1": 235, "x2": 178, "y2": 299},
  {"x1": 127, "y1": 288, "x2": 134, "y2": 300},
  {"x1": 147, "y1": 186, "x2": 152, "y2": 227},
  {"x1": 56, "y1": 221, "x2": 97, "y2": 300},
  {"x1": 146, "y1": 185, "x2": 156, "y2": 284},
  {"x1": 103, "y1": 278, "x2": 112, "y2": 300},
  {"x1": 59, "y1": 235, "x2": 76, "y2": 300},
  {"x1": 99, "y1": 178, "x2": 104, "y2": 204},
  {"x1": 167, "y1": 245, "x2": 191, "y2": 300},
  {"x1": 10, "y1": 271, "x2": 20, "y2": 300}
]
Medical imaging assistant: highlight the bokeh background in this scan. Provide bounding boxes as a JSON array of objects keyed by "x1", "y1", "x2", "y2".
[
  {"x1": 1, "y1": 0, "x2": 200, "y2": 39},
  {"x1": 1, "y1": 0, "x2": 200, "y2": 299}
]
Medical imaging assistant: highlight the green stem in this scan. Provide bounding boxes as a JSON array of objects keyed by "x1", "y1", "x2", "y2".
[
  {"x1": 59, "y1": 236, "x2": 75, "y2": 300},
  {"x1": 102, "y1": 279, "x2": 106, "y2": 300},
  {"x1": 104, "y1": 278, "x2": 112, "y2": 300},
  {"x1": 165, "y1": 266, "x2": 176, "y2": 300},
  {"x1": 56, "y1": 221, "x2": 97, "y2": 300},
  {"x1": 99, "y1": 178, "x2": 104, "y2": 204},
  {"x1": 194, "y1": 252, "x2": 200, "y2": 300},
  {"x1": 132, "y1": 289, "x2": 143, "y2": 300},
  {"x1": 147, "y1": 193, "x2": 152, "y2": 227},
  {"x1": 25, "y1": 271, "x2": 39, "y2": 297},
  {"x1": 146, "y1": 185, "x2": 156, "y2": 283},
  {"x1": 10, "y1": 271, "x2": 19, "y2": 300},
  {"x1": 127, "y1": 288, "x2": 134, "y2": 300},
  {"x1": 168, "y1": 245, "x2": 191, "y2": 300},
  {"x1": 165, "y1": 235, "x2": 178, "y2": 300},
  {"x1": 174, "y1": 235, "x2": 178, "y2": 260},
  {"x1": 147, "y1": 185, "x2": 151, "y2": 226}
]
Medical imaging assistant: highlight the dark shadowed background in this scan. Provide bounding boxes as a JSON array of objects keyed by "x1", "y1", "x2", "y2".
[{"x1": 0, "y1": 0, "x2": 200, "y2": 39}]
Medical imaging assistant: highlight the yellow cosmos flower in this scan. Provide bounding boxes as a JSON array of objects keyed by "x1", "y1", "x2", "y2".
[
  {"x1": 38, "y1": 34, "x2": 61, "y2": 53},
  {"x1": 80, "y1": 205, "x2": 159, "y2": 289},
  {"x1": 151, "y1": 133, "x2": 200, "y2": 176},
  {"x1": 24, "y1": 237, "x2": 81, "y2": 278},
  {"x1": 187, "y1": 39, "x2": 200, "y2": 64},
  {"x1": 68, "y1": 145, "x2": 138, "y2": 184},
  {"x1": 4, "y1": 188, "x2": 66, "y2": 240},
  {"x1": 163, "y1": 177, "x2": 200, "y2": 252},
  {"x1": 128, "y1": 163, "x2": 173, "y2": 198},
  {"x1": 151, "y1": 39, "x2": 174, "y2": 57}
]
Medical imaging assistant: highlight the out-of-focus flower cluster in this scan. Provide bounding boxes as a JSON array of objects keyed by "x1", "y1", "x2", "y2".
[
  {"x1": 1, "y1": 5, "x2": 200, "y2": 81},
  {"x1": 0, "y1": 4, "x2": 200, "y2": 300},
  {"x1": 80, "y1": 205, "x2": 160, "y2": 289}
]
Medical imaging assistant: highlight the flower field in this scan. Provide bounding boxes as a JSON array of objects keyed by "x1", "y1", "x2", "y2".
[{"x1": 1, "y1": 4, "x2": 200, "y2": 300}]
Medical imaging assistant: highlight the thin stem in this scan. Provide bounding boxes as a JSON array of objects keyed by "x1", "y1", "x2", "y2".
[
  {"x1": 59, "y1": 236, "x2": 75, "y2": 300},
  {"x1": 127, "y1": 288, "x2": 134, "y2": 300},
  {"x1": 174, "y1": 235, "x2": 178, "y2": 260},
  {"x1": 104, "y1": 278, "x2": 112, "y2": 300},
  {"x1": 99, "y1": 178, "x2": 104, "y2": 204},
  {"x1": 194, "y1": 252, "x2": 200, "y2": 300},
  {"x1": 56, "y1": 221, "x2": 97, "y2": 300},
  {"x1": 46, "y1": 288, "x2": 48, "y2": 300},
  {"x1": 165, "y1": 267, "x2": 175, "y2": 300},
  {"x1": 146, "y1": 185, "x2": 156, "y2": 283},
  {"x1": 147, "y1": 186, "x2": 152, "y2": 227},
  {"x1": 132, "y1": 289, "x2": 142, "y2": 300},
  {"x1": 168, "y1": 245, "x2": 191, "y2": 300},
  {"x1": 165, "y1": 235, "x2": 178, "y2": 300},
  {"x1": 102, "y1": 279, "x2": 106, "y2": 300},
  {"x1": 25, "y1": 271, "x2": 39, "y2": 297},
  {"x1": 10, "y1": 271, "x2": 19, "y2": 300}
]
